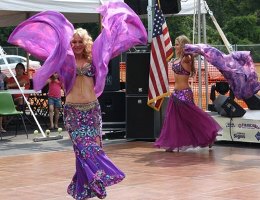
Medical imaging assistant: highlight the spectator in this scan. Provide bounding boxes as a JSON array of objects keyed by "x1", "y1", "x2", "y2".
[
  {"x1": 0, "y1": 67, "x2": 8, "y2": 133},
  {"x1": 6, "y1": 63, "x2": 30, "y2": 110},
  {"x1": 47, "y1": 73, "x2": 63, "y2": 129}
]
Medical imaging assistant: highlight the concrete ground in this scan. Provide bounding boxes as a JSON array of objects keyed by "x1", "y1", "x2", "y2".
[{"x1": 0, "y1": 119, "x2": 126, "y2": 157}]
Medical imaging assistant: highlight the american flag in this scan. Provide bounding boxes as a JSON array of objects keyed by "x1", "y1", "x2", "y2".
[{"x1": 147, "y1": 0, "x2": 173, "y2": 111}]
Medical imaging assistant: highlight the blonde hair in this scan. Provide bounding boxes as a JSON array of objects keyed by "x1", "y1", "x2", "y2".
[
  {"x1": 73, "y1": 28, "x2": 93, "y2": 62},
  {"x1": 175, "y1": 35, "x2": 195, "y2": 77}
]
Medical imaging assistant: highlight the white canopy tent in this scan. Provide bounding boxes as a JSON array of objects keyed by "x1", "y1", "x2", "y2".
[
  {"x1": 0, "y1": 0, "x2": 207, "y2": 27},
  {"x1": 0, "y1": 0, "x2": 109, "y2": 27},
  {"x1": 174, "y1": 0, "x2": 207, "y2": 15}
]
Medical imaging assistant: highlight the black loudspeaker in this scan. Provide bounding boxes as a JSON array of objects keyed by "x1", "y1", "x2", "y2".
[
  {"x1": 98, "y1": 91, "x2": 125, "y2": 123},
  {"x1": 159, "y1": 0, "x2": 181, "y2": 14},
  {"x1": 244, "y1": 94, "x2": 260, "y2": 110},
  {"x1": 126, "y1": 52, "x2": 150, "y2": 95},
  {"x1": 104, "y1": 56, "x2": 120, "y2": 91},
  {"x1": 125, "y1": 0, "x2": 181, "y2": 15},
  {"x1": 125, "y1": 0, "x2": 141, "y2": 14},
  {"x1": 214, "y1": 95, "x2": 246, "y2": 118},
  {"x1": 126, "y1": 96, "x2": 161, "y2": 139}
]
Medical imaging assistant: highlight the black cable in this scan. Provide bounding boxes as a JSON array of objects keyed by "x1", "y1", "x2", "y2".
[
  {"x1": 228, "y1": 103, "x2": 234, "y2": 141},
  {"x1": 229, "y1": 117, "x2": 233, "y2": 141}
]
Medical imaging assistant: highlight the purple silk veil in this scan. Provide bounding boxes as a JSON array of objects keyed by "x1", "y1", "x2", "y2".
[
  {"x1": 8, "y1": 2, "x2": 147, "y2": 96},
  {"x1": 8, "y1": 11, "x2": 76, "y2": 94},
  {"x1": 184, "y1": 44, "x2": 260, "y2": 100},
  {"x1": 92, "y1": 1, "x2": 147, "y2": 97}
]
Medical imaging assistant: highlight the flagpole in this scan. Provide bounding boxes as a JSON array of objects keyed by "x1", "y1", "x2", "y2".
[{"x1": 148, "y1": 0, "x2": 164, "y2": 136}]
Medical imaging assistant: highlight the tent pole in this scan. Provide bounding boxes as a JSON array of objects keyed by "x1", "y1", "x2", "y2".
[
  {"x1": 203, "y1": 13, "x2": 209, "y2": 110},
  {"x1": 147, "y1": 0, "x2": 155, "y2": 43},
  {"x1": 25, "y1": 12, "x2": 30, "y2": 74},
  {"x1": 197, "y1": 0, "x2": 202, "y2": 108},
  {"x1": 26, "y1": 53, "x2": 30, "y2": 74}
]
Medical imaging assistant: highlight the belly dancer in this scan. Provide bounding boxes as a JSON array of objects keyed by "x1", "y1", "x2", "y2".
[
  {"x1": 155, "y1": 35, "x2": 221, "y2": 152},
  {"x1": 63, "y1": 28, "x2": 125, "y2": 199}
]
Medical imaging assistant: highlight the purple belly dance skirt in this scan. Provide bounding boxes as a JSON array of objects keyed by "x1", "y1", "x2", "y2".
[
  {"x1": 154, "y1": 88, "x2": 221, "y2": 151},
  {"x1": 63, "y1": 100, "x2": 125, "y2": 199}
]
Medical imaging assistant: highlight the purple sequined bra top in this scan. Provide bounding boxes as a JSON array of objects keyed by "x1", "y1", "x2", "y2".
[
  {"x1": 76, "y1": 63, "x2": 95, "y2": 77},
  {"x1": 172, "y1": 59, "x2": 190, "y2": 76}
]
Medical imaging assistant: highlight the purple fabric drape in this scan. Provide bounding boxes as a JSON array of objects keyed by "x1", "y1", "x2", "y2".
[
  {"x1": 8, "y1": 11, "x2": 76, "y2": 94},
  {"x1": 8, "y1": 1, "x2": 147, "y2": 96},
  {"x1": 184, "y1": 44, "x2": 260, "y2": 100},
  {"x1": 92, "y1": 1, "x2": 147, "y2": 97}
]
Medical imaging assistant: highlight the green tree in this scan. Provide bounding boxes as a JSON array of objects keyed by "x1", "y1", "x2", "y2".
[
  {"x1": 0, "y1": 26, "x2": 15, "y2": 46},
  {"x1": 223, "y1": 15, "x2": 259, "y2": 44},
  {"x1": 73, "y1": 23, "x2": 100, "y2": 40},
  {"x1": 205, "y1": 0, "x2": 260, "y2": 44},
  {"x1": 166, "y1": 16, "x2": 194, "y2": 40}
]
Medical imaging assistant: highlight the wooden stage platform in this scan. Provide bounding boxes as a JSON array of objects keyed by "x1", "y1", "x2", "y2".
[{"x1": 1, "y1": 138, "x2": 260, "y2": 200}]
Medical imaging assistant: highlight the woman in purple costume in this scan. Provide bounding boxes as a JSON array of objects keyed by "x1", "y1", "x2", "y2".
[
  {"x1": 63, "y1": 28, "x2": 125, "y2": 199},
  {"x1": 155, "y1": 35, "x2": 221, "y2": 152}
]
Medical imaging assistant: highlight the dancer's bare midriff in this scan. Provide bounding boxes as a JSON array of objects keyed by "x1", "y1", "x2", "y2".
[
  {"x1": 66, "y1": 75, "x2": 97, "y2": 104},
  {"x1": 173, "y1": 73, "x2": 191, "y2": 90}
]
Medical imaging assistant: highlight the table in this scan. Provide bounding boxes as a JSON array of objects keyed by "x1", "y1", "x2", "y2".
[
  {"x1": 2, "y1": 89, "x2": 45, "y2": 118},
  {"x1": 5, "y1": 89, "x2": 41, "y2": 94},
  {"x1": 5, "y1": 89, "x2": 43, "y2": 114},
  {"x1": 3, "y1": 89, "x2": 65, "y2": 118},
  {"x1": 0, "y1": 89, "x2": 42, "y2": 130},
  {"x1": 2, "y1": 89, "x2": 65, "y2": 130}
]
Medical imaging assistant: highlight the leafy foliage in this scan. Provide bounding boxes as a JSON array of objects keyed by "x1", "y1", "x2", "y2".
[
  {"x1": 73, "y1": 23, "x2": 99, "y2": 40},
  {"x1": 0, "y1": 26, "x2": 15, "y2": 46},
  {"x1": 205, "y1": 0, "x2": 260, "y2": 44},
  {"x1": 166, "y1": 16, "x2": 194, "y2": 41}
]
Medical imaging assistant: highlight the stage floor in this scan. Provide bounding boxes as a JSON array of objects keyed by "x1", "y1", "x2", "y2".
[
  {"x1": 1, "y1": 139, "x2": 260, "y2": 200},
  {"x1": 211, "y1": 110, "x2": 260, "y2": 143}
]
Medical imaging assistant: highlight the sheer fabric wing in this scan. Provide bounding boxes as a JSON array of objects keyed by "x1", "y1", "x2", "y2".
[
  {"x1": 93, "y1": 1, "x2": 148, "y2": 97},
  {"x1": 184, "y1": 44, "x2": 260, "y2": 99},
  {"x1": 8, "y1": 11, "x2": 76, "y2": 94},
  {"x1": 8, "y1": 2, "x2": 148, "y2": 97}
]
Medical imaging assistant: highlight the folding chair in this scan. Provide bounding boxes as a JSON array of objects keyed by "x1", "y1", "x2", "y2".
[{"x1": 0, "y1": 92, "x2": 28, "y2": 140}]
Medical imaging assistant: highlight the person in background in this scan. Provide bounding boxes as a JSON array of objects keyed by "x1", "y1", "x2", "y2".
[
  {"x1": 6, "y1": 63, "x2": 30, "y2": 110},
  {"x1": 0, "y1": 67, "x2": 8, "y2": 133},
  {"x1": 47, "y1": 72, "x2": 63, "y2": 130},
  {"x1": 63, "y1": 28, "x2": 125, "y2": 199},
  {"x1": 155, "y1": 35, "x2": 221, "y2": 152},
  {"x1": 0, "y1": 67, "x2": 7, "y2": 90}
]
